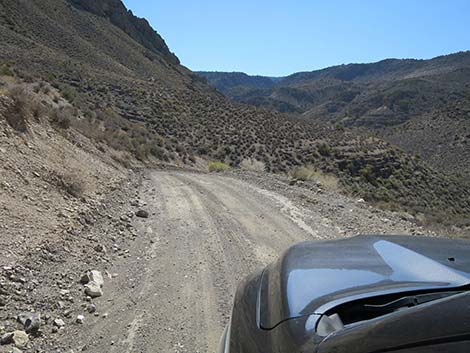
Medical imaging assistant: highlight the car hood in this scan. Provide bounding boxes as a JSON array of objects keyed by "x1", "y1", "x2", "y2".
[{"x1": 259, "y1": 235, "x2": 470, "y2": 330}]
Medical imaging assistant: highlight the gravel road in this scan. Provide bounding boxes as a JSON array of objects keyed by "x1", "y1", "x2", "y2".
[{"x1": 68, "y1": 170, "x2": 419, "y2": 353}]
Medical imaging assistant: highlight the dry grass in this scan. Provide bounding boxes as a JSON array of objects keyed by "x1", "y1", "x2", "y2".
[
  {"x1": 289, "y1": 166, "x2": 339, "y2": 191},
  {"x1": 44, "y1": 170, "x2": 86, "y2": 198},
  {"x1": 110, "y1": 150, "x2": 133, "y2": 168},
  {"x1": 240, "y1": 158, "x2": 265, "y2": 172}
]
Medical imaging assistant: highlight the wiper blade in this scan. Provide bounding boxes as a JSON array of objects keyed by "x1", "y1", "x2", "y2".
[{"x1": 363, "y1": 291, "x2": 464, "y2": 313}]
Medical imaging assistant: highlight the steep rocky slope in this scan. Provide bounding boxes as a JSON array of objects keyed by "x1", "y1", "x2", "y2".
[
  {"x1": 67, "y1": 0, "x2": 179, "y2": 65},
  {"x1": 1, "y1": 0, "x2": 469, "y2": 221}
]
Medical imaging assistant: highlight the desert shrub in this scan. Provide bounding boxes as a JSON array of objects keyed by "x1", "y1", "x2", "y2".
[
  {"x1": 150, "y1": 145, "x2": 169, "y2": 161},
  {"x1": 60, "y1": 85, "x2": 77, "y2": 103},
  {"x1": 289, "y1": 166, "x2": 316, "y2": 181},
  {"x1": 45, "y1": 72, "x2": 56, "y2": 82},
  {"x1": 208, "y1": 161, "x2": 230, "y2": 172},
  {"x1": 5, "y1": 86, "x2": 31, "y2": 132},
  {"x1": 56, "y1": 172, "x2": 85, "y2": 197},
  {"x1": 110, "y1": 150, "x2": 133, "y2": 168},
  {"x1": 135, "y1": 144, "x2": 150, "y2": 161},
  {"x1": 51, "y1": 107, "x2": 72, "y2": 129},
  {"x1": 197, "y1": 144, "x2": 210, "y2": 155},
  {"x1": 0, "y1": 62, "x2": 14, "y2": 76},
  {"x1": 334, "y1": 122, "x2": 345, "y2": 131},
  {"x1": 31, "y1": 101, "x2": 50, "y2": 121},
  {"x1": 317, "y1": 143, "x2": 332, "y2": 157}
]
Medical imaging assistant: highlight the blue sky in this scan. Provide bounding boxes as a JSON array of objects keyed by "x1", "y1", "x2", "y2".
[{"x1": 122, "y1": 0, "x2": 470, "y2": 76}]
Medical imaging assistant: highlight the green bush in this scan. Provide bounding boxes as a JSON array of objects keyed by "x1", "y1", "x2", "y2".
[
  {"x1": 318, "y1": 143, "x2": 332, "y2": 157},
  {"x1": 208, "y1": 161, "x2": 230, "y2": 172},
  {"x1": 0, "y1": 63, "x2": 14, "y2": 76},
  {"x1": 60, "y1": 85, "x2": 77, "y2": 103}
]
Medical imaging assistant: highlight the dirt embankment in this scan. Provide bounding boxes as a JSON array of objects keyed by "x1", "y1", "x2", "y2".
[{"x1": 0, "y1": 82, "x2": 139, "y2": 352}]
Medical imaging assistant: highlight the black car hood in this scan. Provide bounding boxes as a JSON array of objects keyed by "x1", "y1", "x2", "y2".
[{"x1": 259, "y1": 235, "x2": 470, "y2": 330}]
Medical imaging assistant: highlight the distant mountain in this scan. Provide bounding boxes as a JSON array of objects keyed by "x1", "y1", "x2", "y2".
[
  {"x1": 198, "y1": 52, "x2": 470, "y2": 176},
  {"x1": 199, "y1": 52, "x2": 470, "y2": 116},
  {"x1": 197, "y1": 71, "x2": 277, "y2": 91}
]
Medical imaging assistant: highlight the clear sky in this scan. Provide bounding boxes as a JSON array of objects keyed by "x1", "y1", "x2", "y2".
[{"x1": 122, "y1": 0, "x2": 470, "y2": 77}]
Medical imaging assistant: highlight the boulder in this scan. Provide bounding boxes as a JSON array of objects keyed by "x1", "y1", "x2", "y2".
[
  {"x1": 0, "y1": 332, "x2": 14, "y2": 345},
  {"x1": 17, "y1": 313, "x2": 41, "y2": 334},
  {"x1": 87, "y1": 304, "x2": 97, "y2": 313},
  {"x1": 135, "y1": 210, "x2": 149, "y2": 218}
]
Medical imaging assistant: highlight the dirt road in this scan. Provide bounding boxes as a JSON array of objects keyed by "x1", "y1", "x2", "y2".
[
  {"x1": 70, "y1": 171, "x2": 321, "y2": 352},
  {"x1": 68, "y1": 170, "x2": 416, "y2": 353}
]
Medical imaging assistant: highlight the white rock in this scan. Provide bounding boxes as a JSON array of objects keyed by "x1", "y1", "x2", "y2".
[
  {"x1": 87, "y1": 304, "x2": 97, "y2": 313},
  {"x1": 81, "y1": 270, "x2": 104, "y2": 287},
  {"x1": 84, "y1": 282, "x2": 103, "y2": 298},
  {"x1": 76, "y1": 315, "x2": 84, "y2": 324},
  {"x1": 89, "y1": 270, "x2": 104, "y2": 287},
  {"x1": 12, "y1": 330, "x2": 29, "y2": 349},
  {"x1": 53, "y1": 318, "x2": 65, "y2": 328}
]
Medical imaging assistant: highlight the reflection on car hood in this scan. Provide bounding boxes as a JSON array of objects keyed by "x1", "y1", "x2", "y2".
[{"x1": 259, "y1": 235, "x2": 470, "y2": 330}]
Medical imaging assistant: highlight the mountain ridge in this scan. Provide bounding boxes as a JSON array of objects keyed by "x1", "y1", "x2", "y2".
[{"x1": 199, "y1": 51, "x2": 470, "y2": 87}]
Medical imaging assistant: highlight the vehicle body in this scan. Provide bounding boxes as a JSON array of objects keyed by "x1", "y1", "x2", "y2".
[{"x1": 219, "y1": 235, "x2": 470, "y2": 353}]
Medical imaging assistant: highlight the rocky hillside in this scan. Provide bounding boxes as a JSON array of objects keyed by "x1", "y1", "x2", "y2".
[
  {"x1": 67, "y1": 0, "x2": 179, "y2": 65},
  {"x1": 199, "y1": 52, "x2": 470, "y2": 176},
  {"x1": 1, "y1": 0, "x2": 469, "y2": 223}
]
